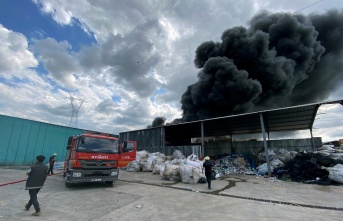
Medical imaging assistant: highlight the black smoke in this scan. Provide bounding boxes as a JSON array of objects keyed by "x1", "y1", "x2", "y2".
[
  {"x1": 179, "y1": 9, "x2": 343, "y2": 122},
  {"x1": 147, "y1": 116, "x2": 166, "y2": 128}
]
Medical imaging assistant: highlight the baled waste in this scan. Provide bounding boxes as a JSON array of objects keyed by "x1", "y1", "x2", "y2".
[{"x1": 127, "y1": 145, "x2": 343, "y2": 185}]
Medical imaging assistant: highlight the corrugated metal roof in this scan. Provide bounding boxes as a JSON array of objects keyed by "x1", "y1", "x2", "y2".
[{"x1": 164, "y1": 100, "x2": 343, "y2": 145}]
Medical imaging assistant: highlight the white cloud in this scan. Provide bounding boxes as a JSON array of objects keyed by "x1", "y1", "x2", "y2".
[
  {"x1": 0, "y1": 24, "x2": 38, "y2": 75},
  {"x1": 33, "y1": 38, "x2": 79, "y2": 89},
  {"x1": 0, "y1": 0, "x2": 342, "y2": 141}
]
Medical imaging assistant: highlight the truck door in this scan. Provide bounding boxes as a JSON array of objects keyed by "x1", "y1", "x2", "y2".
[
  {"x1": 118, "y1": 141, "x2": 137, "y2": 168},
  {"x1": 64, "y1": 136, "x2": 74, "y2": 175}
]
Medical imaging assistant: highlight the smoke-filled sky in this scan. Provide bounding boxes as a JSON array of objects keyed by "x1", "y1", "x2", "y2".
[{"x1": 0, "y1": 0, "x2": 342, "y2": 142}]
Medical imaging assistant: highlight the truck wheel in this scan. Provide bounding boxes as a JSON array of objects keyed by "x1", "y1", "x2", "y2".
[
  {"x1": 64, "y1": 174, "x2": 72, "y2": 187},
  {"x1": 105, "y1": 181, "x2": 114, "y2": 186}
]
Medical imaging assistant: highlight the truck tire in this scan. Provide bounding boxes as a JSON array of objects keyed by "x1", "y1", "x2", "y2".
[
  {"x1": 64, "y1": 174, "x2": 72, "y2": 187},
  {"x1": 105, "y1": 181, "x2": 114, "y2": 186}
]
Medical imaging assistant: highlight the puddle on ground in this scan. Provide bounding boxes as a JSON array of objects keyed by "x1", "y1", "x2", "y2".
[{"x1": 211, "y1": 176, "x2": 247, "y2": 195}]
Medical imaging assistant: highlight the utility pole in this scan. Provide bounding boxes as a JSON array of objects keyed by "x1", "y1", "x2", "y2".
[{"x1": 66, "y1": 93, "x2": 86, "y2": 128}]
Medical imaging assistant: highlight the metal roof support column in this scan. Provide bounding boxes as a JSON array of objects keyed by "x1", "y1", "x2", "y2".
[
  {"x1": 310, "y1": 128, "x2": 315, "y2": 151},
  {"x1": 201, "y1": 121, "x2": 205, "y2": 158},
  {"x1": 230, "y1": 134, "x2": 234, "y2": 154},
  {"x1": 161, "y1": 127, "x2": 165, "y2": 150},
  {"x1": 259, "y1": 113, "x2": 271, "y2": 177}
]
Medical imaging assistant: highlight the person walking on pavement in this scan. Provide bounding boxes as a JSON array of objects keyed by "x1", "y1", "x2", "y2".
[
  {"x1": 202, "y1": 156, "x2": 213, "y2": 189},
  {"x1": 47, "y1": 153, "x2": 57, "y2": 175},
  {"x1": 25, "y1": 155, "x2": 48, "y2": 216}
]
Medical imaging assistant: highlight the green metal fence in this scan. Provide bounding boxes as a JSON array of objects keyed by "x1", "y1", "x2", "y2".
[{"x1": 0, "y1": 115, "x2": 84, "y2": 166}]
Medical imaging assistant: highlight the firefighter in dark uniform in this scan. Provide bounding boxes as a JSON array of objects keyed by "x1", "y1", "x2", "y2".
[
  {"x1": 25, "y1": 155, "x2": 48, "y2": 216},
  {"x1": 47, "y1": 153, "x2": 57, "y2": 175},
  {"x1": 202, "y1": 156, "x2": 213, "y2": 189}
]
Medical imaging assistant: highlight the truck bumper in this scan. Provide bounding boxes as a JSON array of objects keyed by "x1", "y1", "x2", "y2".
[{"x1": 65, "y1": 169, "x2": 119, "y2": 183}]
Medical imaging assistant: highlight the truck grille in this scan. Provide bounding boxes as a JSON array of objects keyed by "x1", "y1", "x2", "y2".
[{"x1": 79, "y1": 160, "x2": 116, "y2": 170}]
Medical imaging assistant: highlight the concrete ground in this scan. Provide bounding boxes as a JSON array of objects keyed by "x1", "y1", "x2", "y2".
[{"x1": 0, "y1": 167, "x2": 342, "y2": 221}]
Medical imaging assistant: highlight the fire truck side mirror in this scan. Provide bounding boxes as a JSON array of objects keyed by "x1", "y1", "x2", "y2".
[{"x1": 66, "y1": 145, "x2": 71, "y2": 150}]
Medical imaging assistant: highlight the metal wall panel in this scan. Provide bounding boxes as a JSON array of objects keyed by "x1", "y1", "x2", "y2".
[
  {"x1": 0, "y1": 115, "x2": 84, "y2": 166},
  {"x1": 121, "y1": 128, "x2": 322, "y2": 158},
  {"x1": 205, "y1": 137, "x2": 322, "y2": 156},
  {"x1": 120, "y1": 128, "x2": 163, "y2": 150}
]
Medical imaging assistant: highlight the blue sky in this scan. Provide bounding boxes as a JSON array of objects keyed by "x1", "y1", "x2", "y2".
[
  {"x1": 0, "y1": 0, "x2": 342, "y2": 142},
  {"x1": 0, "y1": 0, "x2": 95, "y2": 51}
]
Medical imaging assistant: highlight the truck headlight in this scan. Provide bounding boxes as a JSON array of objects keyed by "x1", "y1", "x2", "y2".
[
  {"x1": 111, "y1": 171, "x2": 118, "y2": 176},
  {"x1": 73, "y1": 172, "x2": 82, "y2": 177}
]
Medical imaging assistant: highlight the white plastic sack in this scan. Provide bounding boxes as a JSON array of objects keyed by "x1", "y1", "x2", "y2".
[
  {"x1": 152, "y1": 157, "x2": 164, "y2": 167},
  {"x1": 257, "y1": 163, "x2": 270, "y2": 175},
  {"x1": 171, "y1": 159, "x2": 186, "y2": 165},
  {"x1": 330, "y1": 153, "x2": 343, "y2": 161},
  {"x1": 322, "y1": 164, "x2": 343, "y2": 184},
  {"x1": 137, "y1": 150, "x2": 149, "y2": 157},
  {"x1": 185, "y1": 160, "x2": 202, "y2": 171},
  {"x1": 165, "y1": 155, "x2": 173, "y2": 161},
  {"x1": 187, "y1": 154, "x2": 198, "y2": 161},
  {"x1": 149, "y1": 152, "x2": 166, "y2": 159},
  {"x1": 136, "y1": 150, "x2": 149, "y2": 162},
  {"x1": 315, "y1": 150, "x2": 331, "y2": 156},
  {"x1": 278, "y1": 149, "x2": 289, "y2": 155},
  {"x1": 180, "y1": 165, "x2": 201, "y2": 184},
  {"x1": 265, "y1": 149, "x2": 276, "y2": 157},
  {"x1": 162, "y1": 164, "x2": 180, "y2": 180},
  {"x1": 173, "y1": 150, "x2": 185, "y2": 159},
  {"x1": 271, "y1": 159, "x2": 284, "y2": 168},
  {"x1": 277, "y1": 152, "x2": 292, "y2": 163},
  {"x1": 142, "y1": 160, "x2": 153, "y2": 172},
  {"x1": 153, "y1": 164, "x2": 164, "y2": 174},
  {"x1": 126, "y1": 161, "x2": 141, "y2": 172}
]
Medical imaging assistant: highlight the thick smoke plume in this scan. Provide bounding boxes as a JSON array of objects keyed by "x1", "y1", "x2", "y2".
[
  {"x1": 147, "y1": 117, "x2": 166, "y2": 128},
  {"x1": 179, "y1": 10, "x2": 343, "y2": 122}
]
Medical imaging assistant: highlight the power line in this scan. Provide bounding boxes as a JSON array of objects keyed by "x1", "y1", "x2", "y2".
[
  {"x1": 135, "y1": 60, "x2": 194, "y2": 90},
  {"x1": 114, "y1": 0, "x2": 177, "y2": 58},
  {"x1": 130, "y1": 0, "x2": 241, "y2": 91},
  {"x1": 157, "y1": 0, "x2": 240, "y2": 56},
  {"x1": 295, "y1": 0, "x2": 326, "y2": 13}
]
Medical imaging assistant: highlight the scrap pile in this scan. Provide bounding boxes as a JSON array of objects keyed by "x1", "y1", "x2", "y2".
[
  {"x1": 126, "y1": 150, "x2": 205, "y2": 184},
  {"x1": 127, "y1": 145, "x2": 343, "y2": 185},
  {"x1": 277, "y1": 146, "x2": 343, "y2": 184}
]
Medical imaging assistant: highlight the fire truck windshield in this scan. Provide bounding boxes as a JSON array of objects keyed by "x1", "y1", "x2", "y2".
[{"x1": 76, "y1": 137, "x2": 119, "y2": 153}]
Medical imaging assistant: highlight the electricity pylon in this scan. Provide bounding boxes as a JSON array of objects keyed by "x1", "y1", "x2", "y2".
[{"x1": 66, "y1": 94, "x2": 86, "y2": 128}]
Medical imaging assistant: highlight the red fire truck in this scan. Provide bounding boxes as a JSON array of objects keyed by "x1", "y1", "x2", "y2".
[{"x1": 63, "y1": 132, "x2": 136, "y2": 187}]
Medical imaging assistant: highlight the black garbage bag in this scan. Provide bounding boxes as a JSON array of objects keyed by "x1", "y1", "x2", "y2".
[
  {"x1": 198, "y1": 177, "x2": 206, "y2": 183},
  {"x1": 280, "y1": 152, "x2": 339, "y2": 183}
]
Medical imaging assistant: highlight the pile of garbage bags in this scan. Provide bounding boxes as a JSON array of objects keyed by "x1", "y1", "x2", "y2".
[
  {"x1": 126, "y1": 145, "x2": 343, "y2": 185},
  {"x1": 276, "y1": 147, "x2": 343, "y2": 185},
  {"x1": 126, "y1": 150, "x2": 206, "y2": 184}
]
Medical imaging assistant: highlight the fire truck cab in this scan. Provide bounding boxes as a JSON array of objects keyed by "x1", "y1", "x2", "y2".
[{"x1": 63, "y1": 132, "x2": 136, "y2": 187}]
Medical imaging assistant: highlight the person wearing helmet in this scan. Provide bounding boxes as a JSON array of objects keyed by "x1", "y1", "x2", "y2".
[
  {"x1": 47, "y1": 153, "x2": 57, "y2": 175},
  {"x1": 202, "y1": 156, "x2": 213, "y2": 189}
]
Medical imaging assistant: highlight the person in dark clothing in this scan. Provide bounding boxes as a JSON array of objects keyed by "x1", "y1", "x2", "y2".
[
  {"x1": 47, "y1": 153, "x2": 57, "y2": 175},
  {"x1": 202, "y1": 156, "x2": 213, "y2": 189},
  {"x1": 25, "y1": 155, "x2": 48, "y2": 216}
]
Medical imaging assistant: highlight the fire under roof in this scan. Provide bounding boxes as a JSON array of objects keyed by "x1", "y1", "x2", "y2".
[{"x1": 164, "y1": 100, "x2": 343, "y2": 146}]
